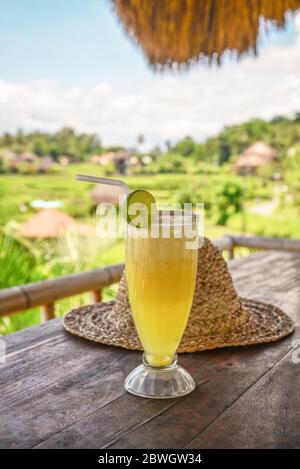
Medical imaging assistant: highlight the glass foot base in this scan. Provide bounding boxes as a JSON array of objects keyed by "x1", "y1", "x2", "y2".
[{"x1": 124, "y1": 355, "x2": 195, "y2": 399}]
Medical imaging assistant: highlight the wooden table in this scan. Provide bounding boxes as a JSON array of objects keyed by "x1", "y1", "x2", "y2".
[{"x1": 1, "y1": 251, "x2": 299, "y2": 449}]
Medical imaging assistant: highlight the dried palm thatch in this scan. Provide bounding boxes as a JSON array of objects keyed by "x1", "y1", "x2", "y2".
[{"x1": 112, "y1": 0, "x2": 300, "y2": 68}]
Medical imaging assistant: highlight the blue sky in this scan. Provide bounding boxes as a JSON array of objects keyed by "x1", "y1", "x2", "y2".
[
  {"x1": 0, "y1": 0, "x2": 154, "y2": 90},
  {"x1": 0, "y1": 1, "x2": 300, "y2": 147}
]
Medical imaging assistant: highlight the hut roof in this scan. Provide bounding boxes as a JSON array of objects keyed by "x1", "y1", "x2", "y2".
[
  {"x1": 20, "y1": 209, "x2": 91, "y2": 238},
  {"x1": 18, "y1": 151, "x2": 37, "y2": 162},
  {"x1": 112, "y1": 0, "x2": 300, "y2": 69},
  {"x1": 243, "y1": 141, "x2": 278, "y2": 159},
  {"x1": 235, "y1": 141, "x2": 278, "y2": 169},
  {"x1": 39, "y1": 155, "x2": 54, "y2": 171}
]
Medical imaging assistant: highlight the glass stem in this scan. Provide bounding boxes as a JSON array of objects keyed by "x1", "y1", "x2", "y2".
[{"x1": 143, "y1": 352, "x2": 178, "y2": 369}]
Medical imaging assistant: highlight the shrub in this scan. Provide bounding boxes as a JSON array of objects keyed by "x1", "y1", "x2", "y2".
[
  {"x1": 214, "y1": 182, "x2": 243, "y2": 226},
  {"x1": 173, "y1": 178, "x2": 244, "y2": 226},
  {"x1": 145, "y1": 153, "x2": 186, "y2": 174}
]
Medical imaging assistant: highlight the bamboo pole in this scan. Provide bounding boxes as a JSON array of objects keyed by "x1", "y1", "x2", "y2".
[
  {"x1": 90, "y1": 289, "x2": 103, "y2": 304},
  {"x1": 41, "y1": 303, "x2": 55, "y2": 322},
  {"x1": 231, "y1": 235, "x2": 300, "y2": 253},
  {"x1": 0, "y1": 263, "x2": 124, "y2": 317}
]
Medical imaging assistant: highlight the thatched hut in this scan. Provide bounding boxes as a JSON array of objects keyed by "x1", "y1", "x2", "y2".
[
  {"x1": 20, "y1": 209, "x2": 92, "y2": 238},
  {"x1": 38, "y1": 155, "x2": 55, "y2": 173},
  {"x1": 18, "y1": 151, "x2": 37, "y2": 163},
  {"x1": 234, "y1": 141, "x2": 278, "y2": 175},
  {"x1": 9, "y1": 151, "x2": 38, "y2": 172},
  {"x1": 112, "y1": 0, "x2": 300, "y2": 68}
]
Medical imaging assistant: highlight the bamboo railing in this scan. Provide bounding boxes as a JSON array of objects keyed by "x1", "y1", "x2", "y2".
[
  {"x1": 1, "y1": 235, "x2": 300, "y2": 320},
  {"x1": 0, "y1": 264, "x2": 124, "y2": 320}
]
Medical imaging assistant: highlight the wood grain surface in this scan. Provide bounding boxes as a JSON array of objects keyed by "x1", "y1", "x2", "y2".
[{"x1": 0, "y1": 251, "x2": 299, "y2": 449}]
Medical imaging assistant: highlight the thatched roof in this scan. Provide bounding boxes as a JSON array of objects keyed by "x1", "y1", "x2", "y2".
[
  {"x1": 18, "y1": 151, "x2": 37, "y2": 163},
  {"x1": 39, "y1": 155, "x2": 55, "y2": 172},
  {"x1": 20, "y1": 209, "x2": 92, "y2": 238},
  {"x1": 243, "y1": 141, "x2": 278, "y2": 159},
  {"x1": 112, "y1": 0, "x2": 300, "y2": 68},
  {"x1": 235, "y1": 141, "x2": 278, "y2": 170}
]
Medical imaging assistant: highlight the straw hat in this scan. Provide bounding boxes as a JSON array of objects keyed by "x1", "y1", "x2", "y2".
[{"x1": 64, "y1": 238, "x2": 294, "y2": 352}]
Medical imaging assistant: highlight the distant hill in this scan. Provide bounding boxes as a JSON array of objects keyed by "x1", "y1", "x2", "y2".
[
  {"x1": 1, "y1": 114, "x2": 300, "y2": 166},
  {"x1": 0, "y1": 127, "x2": 103, "y2": 162}
]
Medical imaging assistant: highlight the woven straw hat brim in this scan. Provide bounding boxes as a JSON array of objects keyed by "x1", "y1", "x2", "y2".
[{"x1": 63, "y1": 298, "x2": 294, "y2": 353}]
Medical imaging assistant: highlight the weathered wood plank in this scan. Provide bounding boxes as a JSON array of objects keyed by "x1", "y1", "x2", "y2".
[
  {"x1": 35, "y1": 251, "x2": 300, "y2": 449},
  {"x1": 0, "y1": 251, "x2": 299, "y2": 449},
  {"x1": 185, "y1": 344, "x2": 300, "y2": 448},
  {"x1": 36, "y1": 340, "x2": 294, "y2": 449},
  {"x1": 35, "y1": 351, "x2": 214, "y2": 449},
  {"x1": 3, "y1": 318, "x2": 63, "y2": 355},
  {"x1": 108, "y1": 340, "x2": 297, "y2": 448},
  {"x1": 0, "y1": 333, "x2": 136, "y2": 448}
]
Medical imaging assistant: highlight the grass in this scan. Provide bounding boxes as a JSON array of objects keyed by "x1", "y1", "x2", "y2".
[
  {"x1": 0, "y1": 163, "x2": 97, "y2": 226},
  {"x1": 0, "y1": 167, "x2": 208, "y2": 227}
]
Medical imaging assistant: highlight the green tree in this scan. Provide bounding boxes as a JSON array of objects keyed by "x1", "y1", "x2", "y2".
[
  {"x1": 173, "y1": 136, "x2": 196, "y2": 157},
  {"x1": 215, "y1": 182, "x2": 243, "y2": 226}
]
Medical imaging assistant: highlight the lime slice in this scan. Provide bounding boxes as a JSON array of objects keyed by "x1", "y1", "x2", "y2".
[{"x1": 126, "y1": 190, "x2": 157, "y2": 228}]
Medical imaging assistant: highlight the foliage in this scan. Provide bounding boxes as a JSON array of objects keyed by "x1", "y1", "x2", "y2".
[
  {"x1": 215, "y1": 182, "x2": 243, "y2": 225},
  {"x1": 145, "y1": 152, "x2": 187, "y2": 174},
  {"x1": 173, "y1": 136, "x2": 196, "y2": 157},
  {"x1": 0, "y1": 127, "x2": 103, "y2": 162},
  {"x1": 0, "y1": 234, "x2": 45, "y2": 335},
  {"x1": 0, "y1": 234, "x2": 44, "y2": 288},
  {"x1": 103, "y1": 161, "x2": 116, "y2": 176},
  {"x1": 170, "y1": 115, "x2": 300, "y2": 165},
  {"x1": 1, "y1": 115, "x2": 300, "y2": 172},
  {"x1": 174, "y1": 177, "x2": 244, "y2": 225},
  {"x1": 0, "y1": 228, "x2": 119, "y2": 335}
]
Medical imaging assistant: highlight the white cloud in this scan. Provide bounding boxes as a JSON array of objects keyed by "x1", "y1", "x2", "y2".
[{"x1": 0, "y1": 14, "x2": 300, "y2": 149}]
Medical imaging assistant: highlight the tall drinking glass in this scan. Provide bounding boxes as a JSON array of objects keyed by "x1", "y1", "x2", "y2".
[{"x1": 124, "y1": 210, "x2": 199, "y2": 398}]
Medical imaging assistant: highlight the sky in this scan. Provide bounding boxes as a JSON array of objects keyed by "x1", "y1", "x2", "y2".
[{"x1": 0, "y1": 0, "x2": 300, "y2": 149}]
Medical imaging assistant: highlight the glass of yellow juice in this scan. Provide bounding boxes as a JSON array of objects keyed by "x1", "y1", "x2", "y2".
[{"x1": 124, "y1": 210, "x2": 199, "y2": 398}]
